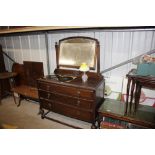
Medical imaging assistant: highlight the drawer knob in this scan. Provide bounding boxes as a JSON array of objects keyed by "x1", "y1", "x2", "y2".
[
  {"x1": 47, "y1": 93, "x2": 50, "y2": 99},
  {"x1": 47, "y1": 86, "x2": 50, "y2": 90},
  {"x1": 77, "y1": 91, "x2": 80, "y2": 94},
  {"x1": 77, "y1": 100, "x2": 80, "y2": 105},
  {"x1": 48, "y1": 103, "x2": 52, "y2": 108},
  {"x1": 76, "y1": 111, "x2": 80, "y2": 115}
]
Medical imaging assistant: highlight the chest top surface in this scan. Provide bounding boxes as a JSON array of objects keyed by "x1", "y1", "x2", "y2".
[{"x1": 39, "y1": 75, "x2": 104, "y2": 91}]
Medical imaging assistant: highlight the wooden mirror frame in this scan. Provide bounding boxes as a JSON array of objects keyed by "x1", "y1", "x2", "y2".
[{"x1": 55, "y1": 36, "x2": 100, "y2": 73}]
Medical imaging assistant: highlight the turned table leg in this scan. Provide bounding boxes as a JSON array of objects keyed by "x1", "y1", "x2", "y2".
[
  {"x1": 134, "y1": 83, "x2": 142, "y2": 113},
  {"x1": 125, "y1": 77, "x2": 132, "y2": 115},
  {"x1": 129, "y1": 80, "x2": 136, "y2": 114},
  {"x1": 40, "y1": 109, "x2": 45, "y2": 119}
]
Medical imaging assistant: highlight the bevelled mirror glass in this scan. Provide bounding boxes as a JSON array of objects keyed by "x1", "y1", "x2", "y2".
[{"x1": 57, "y1": 37, "x2": 98, "y2": 70}]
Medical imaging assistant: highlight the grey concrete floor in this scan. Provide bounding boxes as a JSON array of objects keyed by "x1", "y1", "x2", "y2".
[{"x1": 0, "y1": 96, "x2": 91, "y2": 129}]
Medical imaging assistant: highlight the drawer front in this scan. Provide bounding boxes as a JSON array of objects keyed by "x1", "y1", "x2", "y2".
[
  {"x1": 38, "y1": 81, "x2": 94, "y2": 100},
  {"x1": 40, "y1": 98, "x2": 53, "y2": 110},
  {"x1": 39, "y1": 90, "x2": 51, "y2": 99},
  {"x1": 38, "y1": 82, "x2": 77, "y2": 96},
  {"x1": 39, "y1": 90, "x2": 93, "y2": 110},
  {"x1": 54, "y1": 102, "x2": 93, "y2": 122},
  {"x1": 78, "y1": 88, "x2": 94, "y2": 100}
]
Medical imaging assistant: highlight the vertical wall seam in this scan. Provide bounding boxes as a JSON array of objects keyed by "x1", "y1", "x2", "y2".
[
  {"x1": 110, "y1": 32, "x2": 113, "y2": 76},
  {"x1": 127, "y1": 31, "x2": 133, "y2": 71},
  {"x1": 4, "y1": 37, "x2": 10, "y2": 71},
  {"x1": 45, "y1": 32, "x2": 50, "y2": 74},
  {"x1": 103, "y1": 32, "x2": 106, "y2": 72},
  {"x1": 150, "y1": 31, "x2": 155, "y2": 50},
  {"x1": 37, "y1": 34, "x2": 42, "y2": 62},
  {"x1": 19, "y1": 36, "x2": 23, "y2": 63},
  {"x1": 28, "y1": 35, "x2": 32, "y2": 61},
  {"x1": 11, "y1": 37, "x2": 15, "y2": 62}
]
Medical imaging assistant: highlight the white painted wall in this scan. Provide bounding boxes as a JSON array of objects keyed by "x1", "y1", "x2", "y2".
[
  {"x1": 48, "y1": 30, "x2": 155, "y2": 77},
  {"x1": 0, "y1": 30, "x2": 155, "y2": 78},
  {"x1": 0, "y1": 34, "x2": 48, "y2": 75}
]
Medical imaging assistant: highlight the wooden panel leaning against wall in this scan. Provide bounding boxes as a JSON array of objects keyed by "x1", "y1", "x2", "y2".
[{"x1": 12, "y1": 61, "x2": 44, "y2": 107}]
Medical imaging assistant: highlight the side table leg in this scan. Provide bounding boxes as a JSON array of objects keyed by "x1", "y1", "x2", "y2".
[
  {"x1": 134, "y1": 84, "x2": 142, "y2": 113},
  {"x1": 129, "y1": 80, "x2": 136, "y2": 114},
  {"x1": 97, "y1": 115, "x2": 103, "y2": 129},
  {"x1": 125, "y1": 78, "x2": 131, "y2": 115},
  {"x1": 91, "y1": 123, "x2": 97, "y2": 129},
  {"x1": 91, "y1": 117, "x2": 98, "y2": 129}
]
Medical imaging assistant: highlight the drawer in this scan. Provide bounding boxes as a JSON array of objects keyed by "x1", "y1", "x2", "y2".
[
  {"x1": 38, "y1": 82, "x2": 77, "y2": 95},
  {"x1": 40, "y1": 98, "x2": 53, "y2": 110},
  {"x1": 77, "y1": 88, "x2": 94, "y2": 100},
  {"x1": 39, "y1": 90, "x2": 93, "y2": 110},
  {"x1": 54, "y1": 102, "x2": 93, "y2": 122},
  {"x1": 38, "y1": 82, "x2": 94, "y2": 100},
  {"x1": 39, "y1": 90, "x2": 52, "y2": 99}
]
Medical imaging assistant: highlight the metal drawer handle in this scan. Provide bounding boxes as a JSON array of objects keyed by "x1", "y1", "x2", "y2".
[
  {"x1": 77, "y1": 100, "x2": 80, "y2": 105},
  {"x1": 47, "y1": 85, "x2": 50, "y2": 90},
  {"x1": 48, "y1": 103, "x2": 51, "y2": 108},
  {"x1": 76, "y1": 111, "x2": 80, "y2": 115},
  {"x1": 47, "y1": 93, "x2": 50, "y2": 99},
  {"x1": 77, "y1": 91, "x2": 80, "y2": 94}
]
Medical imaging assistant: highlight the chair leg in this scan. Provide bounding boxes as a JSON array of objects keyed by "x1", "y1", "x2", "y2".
[
  {"x1": 12, "y1": 92, "x2": 17, "y2": 105},
  {"x1": 13, "y1": 92, "x2": 22, "y2": 107},
  {"x1": 17, "y1": 95, "x2": 23, "y2": 107}
]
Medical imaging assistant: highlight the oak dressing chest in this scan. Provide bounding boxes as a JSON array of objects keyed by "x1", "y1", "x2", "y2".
[{"x1": 37, "y1": 37, "x2": 105, "y2": 128}]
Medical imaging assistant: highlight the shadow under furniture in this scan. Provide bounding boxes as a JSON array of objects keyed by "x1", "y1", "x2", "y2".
[
  {"x1": 12, "y1": 61, "x2": 44, "y2": 107},
  {"x1": 98, "y1": 98, "x2": 155, "y2": 129},
  {"x1": 37, "y1": 36, "x2": 105, "y2": 128}
]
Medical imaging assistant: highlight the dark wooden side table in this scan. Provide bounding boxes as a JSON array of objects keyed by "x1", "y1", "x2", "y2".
[
  {"x1": 98, "y1": 98, "x2": 155, "y2": 129},
  {"x1": 0, "y1": 72, "x2": 17, "y2": 103},
  {"x1": 125, "y1": 74, "x2": 155, "y2": 115}
]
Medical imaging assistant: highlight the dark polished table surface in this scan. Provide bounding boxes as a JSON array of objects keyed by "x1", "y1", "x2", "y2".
[
  {"x1": 98, "y1": 98, "x2": 155, "y2": 128},
  {"x1": 0, "y1": 72, "x2": 17, "y2": 80}
]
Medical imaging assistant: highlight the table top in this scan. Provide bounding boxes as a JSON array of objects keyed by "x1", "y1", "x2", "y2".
[
  {"x1": 98, "y1": 98, "x2": 155, "y2": 128},
  {"x1": 127, "y1": 73, "x2": 155, "y2": 80},
  {"x1": 0, "y1": 72, "x2": 17, "y2": 80},
  {"x1": 127, "y1": 74, "x2": 155, "y2": 89}
]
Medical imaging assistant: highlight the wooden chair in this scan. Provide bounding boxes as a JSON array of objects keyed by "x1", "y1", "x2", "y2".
[{"x1": 12, "y1": 61, "x2": 44, "y2": 107}]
